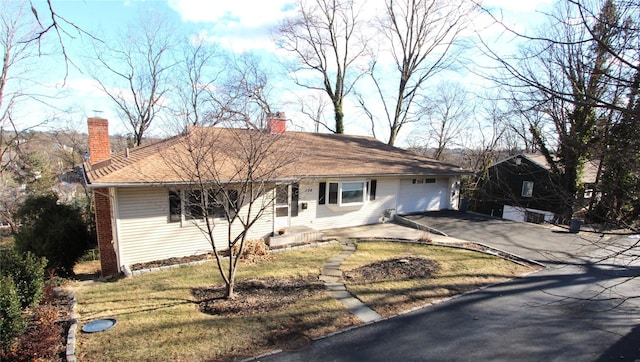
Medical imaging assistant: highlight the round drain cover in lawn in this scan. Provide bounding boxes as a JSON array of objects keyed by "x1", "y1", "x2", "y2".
[{"x1": 82, "y1": 318, "x2": 117, "y2": 333}]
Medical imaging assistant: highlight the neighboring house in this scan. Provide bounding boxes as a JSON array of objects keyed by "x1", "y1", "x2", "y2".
[
  {"x1": 83, "y1": 115, "x2": 469, "y2": 276},
  {"x1": 473, "y1": 153, "x2": 598, "y2": 224}
]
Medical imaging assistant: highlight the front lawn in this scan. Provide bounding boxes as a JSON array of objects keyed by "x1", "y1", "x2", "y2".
[
  {"x1": 73, "y1": 241, "x2": 537, "y2": 361},
  {"x1": 74, "y1": 243, "x2": 353, "y2": 361},
  {"x1": 342, "y1": 241, "x2": 535, "y2": 317}
]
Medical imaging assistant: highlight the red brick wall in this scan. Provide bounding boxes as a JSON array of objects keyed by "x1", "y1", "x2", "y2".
[
  {"x1": 87, "y1": 118, "x2": 118, "y2": 276},
  {"x1": 267, "y1": 114, "x2": 287, "y2": 134},
  {"x1": 94, "y1": 188, "x2": 118, "y2": 276},
  {"x1": 88, "y1": 117, "x2": 111, "y2": 163}
]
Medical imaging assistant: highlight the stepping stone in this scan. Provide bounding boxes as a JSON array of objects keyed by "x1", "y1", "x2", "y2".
[
  {"x1": 319, "y1": 275, "x2": 340, "y2": 283},
  {"x1": 322, "y1": 268, "x2": 343, "y2": 277},
  {"x1": 324, "y1": 261, "x2": 342, "y2": 268},
  {"x1": 329, "y1": 290, "x2": 353, "y2": 300},
  {"x1": 324, "y1": 282, "x2": 346, "y2": 291},
  {"x1": 320, "y1": 239, "x2": 381, "y2": 323},
  {"x1": 350, "y1": 305, "x2": 382, "y2": 323}
]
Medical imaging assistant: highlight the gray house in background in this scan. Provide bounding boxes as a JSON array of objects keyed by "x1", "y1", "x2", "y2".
[{"x1": 473, "y1": 153, "x2": 598, "y2": 224}]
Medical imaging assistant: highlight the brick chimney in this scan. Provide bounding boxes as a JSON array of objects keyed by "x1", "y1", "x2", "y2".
[
  {"x1": 88, "y1": 117, "x2": 111, "y2": 164},
  {"x1": 267, "y1": 112, "x2": 287, "y2": 134},
  {"x1": 87, "y1": 118, "x2": 119, "y2": 276}
]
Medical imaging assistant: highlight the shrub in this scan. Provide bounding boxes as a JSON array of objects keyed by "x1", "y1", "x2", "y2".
[
  {"x1": 0, "y1": 249, "x2": 46, "y2": 309},
  {"x1": 14, "y1": 194, "x2": 93, "y2": 276},
  {"x1": 5, "y1": 304, "x2": 61, "y2": 362},
  {"x1": 0, "y1": 276, "x2": 26, "y2": 351},
  {"x1": 233, "y1": 239, "x2": 271, "y2": 263}
]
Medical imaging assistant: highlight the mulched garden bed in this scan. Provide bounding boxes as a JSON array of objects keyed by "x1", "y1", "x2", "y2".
[
  {"x1": 344, "y1": 256, "x2": 441, "y2": 283},
  {"x1": 1, "y1": 285, "x2": 75, "y2": 361},
  {"x1": 192, "y1": 276, "x2": 325, "y2": 317},
  {"x1": 130, "y1": 253, "x2": 216, "y2": 271}
]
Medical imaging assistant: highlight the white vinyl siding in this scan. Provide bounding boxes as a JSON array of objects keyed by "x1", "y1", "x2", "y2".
[
  {"x1": 113, "y1": 176, "x2": 459, "y2": 270},
  {"x1": 396, "y1": 177, "x2": 450, "y2": 213},
  {"x1": 114, "y1": 187, "x2": 274, "y2": 268},
  {"x1": 291, "y1": 178, "x2": 398, "y2": 230}
]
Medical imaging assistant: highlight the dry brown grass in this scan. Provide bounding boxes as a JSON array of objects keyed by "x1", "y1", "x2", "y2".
[
  {"x1": 342, "y1": 241, "x2": 537, "y2": 317},
  {"x1": 73, "y1": 260, "x2": 101, "y2": 277},
  {"x1": 73, "y1": 243, "x2": 356, "y2": 361},
  {"x1": 72, "y1": 241, "x2": 537, "y2": 361}
]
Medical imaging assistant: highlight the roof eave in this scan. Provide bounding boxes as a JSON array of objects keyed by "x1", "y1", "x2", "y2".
[
  {"x1": 85, "y1": 177, "x2": 302, "y2": 189},
  {"x1": 292, "y1": 172, "x2": 472, "y2": 179}
]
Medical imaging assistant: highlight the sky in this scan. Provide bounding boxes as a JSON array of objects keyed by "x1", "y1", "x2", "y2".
[{"x1": 15, "y1": 0, "x2": 553, "y2": 147}]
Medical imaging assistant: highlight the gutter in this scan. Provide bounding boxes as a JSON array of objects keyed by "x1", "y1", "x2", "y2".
[
  {"x1": 85, "y1": 173, "x2": 471, "y2": 189},
  {"x1": 85, "y1": 177, "x2": 302, "y2": 189},
  {"x1": 81, "y1": 163, "x2": 91, "y2": 187},
  {"x1": 302, "y1": 172, "x2": 472, "y2": 179}
]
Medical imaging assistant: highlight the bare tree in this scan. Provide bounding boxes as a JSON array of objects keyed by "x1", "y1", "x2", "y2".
[
  {"x1": 359, "y1": 0, "x2": 477, "y2": 146},
  {"x1": 417, "y1": 81, "x2": 472, "y2": 160},
  {"x1": 294, "y1": 91, "x2": 332, "y2": 133},
  {"x1": 461, "y1": 108, "x2": 508, "y2": 206},
  {"x1": 26, "y1": 0, "x2": 98, "y2": 78},
  {"x1": 277, "y1": 0, "x2": 368, "y2": 133},
  {"x1": 152, "y1": 47, "x2": 300, "y2": 299},
  {"x1": 194, "y1": 52, "x2": 278, "y2": 132},
  {"x1": 162, "y1": 125, "x2": 299, "y2": 299},
  {"x1": 171, "y1": 38, "x2": 223, "y2": 130},
  {"x1": 0, "y1": 1, "x2": 48, "y2": 233},
  {"x1": 91, "y1": 9, "x2": 178, "y2": 146},
  {"x1": 481, "y1": 0, "x2": 632, "y2": 222}
]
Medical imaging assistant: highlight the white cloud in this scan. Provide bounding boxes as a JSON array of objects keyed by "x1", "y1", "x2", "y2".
[
  {"x1": 169, "y1": 0, "x2": 297, "y2": 52},
  {"x1": 482, "y1": 0, "x2": 553, "y2": 13},
  {"x1": 197, "y1": 26, "x2": 279, "y2": 53},
  {"x1": 167, "y1": 0, "x2": 296, "y2": 27}
]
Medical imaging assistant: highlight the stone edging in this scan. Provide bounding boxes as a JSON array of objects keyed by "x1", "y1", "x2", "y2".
[{"x1": 65, "y1": 290, "x2": 78, "y2": 362}]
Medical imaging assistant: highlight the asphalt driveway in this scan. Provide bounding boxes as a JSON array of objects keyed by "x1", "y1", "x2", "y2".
[
  {"x1": 259, "y1": 212, "x2": 640, "y2": 361},
  {"x1": 404, "y1": 211, "x2": 599, "y2": 264}
]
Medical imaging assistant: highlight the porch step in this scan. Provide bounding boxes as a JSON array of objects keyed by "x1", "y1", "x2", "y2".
[{"x1": 267, "y1": 226, "x2": 325, "y2": 248}]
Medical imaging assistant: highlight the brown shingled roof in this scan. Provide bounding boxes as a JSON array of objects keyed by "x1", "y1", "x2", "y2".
[{"x1": 84, "y1": 127, "x2": 469, "y2": 186}]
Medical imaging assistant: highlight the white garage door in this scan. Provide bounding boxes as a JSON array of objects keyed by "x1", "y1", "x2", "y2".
[{"x1": 397, "y1": 178, "x2": 448, "y2": 214}]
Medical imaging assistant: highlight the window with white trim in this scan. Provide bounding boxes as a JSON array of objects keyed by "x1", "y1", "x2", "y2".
[
  {"x1": 319, "y1": 181, "x2": 368, "y2": 206},
  {"x1": 185, "y1": 190, "x2": 204, "y2": 220},
  {"x1": 172, "y1": 188, "x2": 238, "y2": 222},
  {"x1": 522, "y1": 181, "x2": 534, "y2": 198}
]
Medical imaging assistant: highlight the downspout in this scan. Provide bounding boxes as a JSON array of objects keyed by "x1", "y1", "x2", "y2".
[{"x1": 109, "y1": 188, "x2": 122, "y2": 275}]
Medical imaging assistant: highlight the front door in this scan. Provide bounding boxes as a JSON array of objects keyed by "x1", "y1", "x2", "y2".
[
  {"x1": 275, "y1": 184, "x2": 289, "y2": 230},
  {"x1": 274, "y1": 183, "x2": 299, "y2": 231}
]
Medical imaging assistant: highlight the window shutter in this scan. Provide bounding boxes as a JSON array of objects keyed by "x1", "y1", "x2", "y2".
[
  {"x1": 328, "y1": 182, "x2": 339, "y2": 204},
  {"x1": 318, "y1": 182, "x2": 326, "y2": 204},
  {"x1": 169, "y1": 190, "x2": 181, "y2": 222},
  {"x1": 228, "y1": 189, "x2": 239, "y2": 211},
  {"x1": 291, "y1": 183, "x2": 299, "y2": 217},
  {"x1": 369, "y1": 180, "x2": 377, "y2": 201}
]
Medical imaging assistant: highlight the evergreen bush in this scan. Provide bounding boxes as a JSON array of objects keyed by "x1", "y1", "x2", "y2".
[
  {"x1": 15, "y1": 194, "x2": 93, "y2": 276},
  {"x1": 0, "y1": 276, "x2": 26, "y2": 350},
  {"x1": 0, "y1": 249, "x2": 46, "y2": 309}
]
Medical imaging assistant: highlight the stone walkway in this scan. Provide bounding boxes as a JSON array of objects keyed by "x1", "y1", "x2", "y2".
[{"x1": 319, "y1": 239, "x2": 382, "y2": 323}]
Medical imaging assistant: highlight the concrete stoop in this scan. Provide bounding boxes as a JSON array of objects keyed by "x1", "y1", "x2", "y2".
[{"x1": 268, "y1": 226, "x2": 325, "y2": 248}]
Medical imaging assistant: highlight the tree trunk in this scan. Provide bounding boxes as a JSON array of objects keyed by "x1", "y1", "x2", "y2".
[
  {"x1": 387, "y1": 128, "x2": 398, "y2": 146},
  {"x1": 334, "y1": 101, "x2": 344, "y2": 134},
  {"x1": 225, "y1": 281, "x2": 235, "y2": 300}
]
